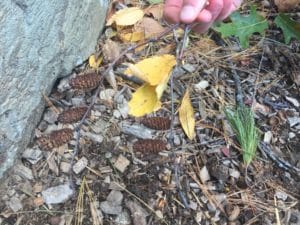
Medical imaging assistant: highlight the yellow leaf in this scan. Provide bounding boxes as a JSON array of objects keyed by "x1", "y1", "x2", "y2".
[
  {"x1": 128, "y1": 84, "x2": 161, "y2": 117},
  {"x1": 89, "y1": 55, "x2": 102, "y2": 69},
  {"x1": 118, "y1": 30, "x2": 145, "y2": 42},
  {"x1": 124, "y1": 54, "x2": 176, "y2": 85},
  {"x1": 106, "y1": 7, "x2": 144, "y2": 26},
  {"x1": 179, "y1": 90, "x2": 195, "y2": 140}
]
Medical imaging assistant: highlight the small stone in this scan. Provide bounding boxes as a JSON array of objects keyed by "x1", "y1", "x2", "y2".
[
  {"x1": 199, "y1": 166, "x2": 210, "y2": 183},
  {"x1": 100, "y1": 201, "x2": 123, "y2": 215},
  {"x1": 120, "y1": 122, "x2": 153, "y2": 139},
  {"x1": 100, "y1": 89, "x2": 116, "y2": 101},
  {"x1": 194, "y1": 80, "x2": 209, "y2": 92},
  {"x1": 43, "y1": 109, "x2": 58, "y2": 124},
  {"x1": 113, "y1": 110, "x2": 121, "y2": 119},
  {"x1": 263, "y1": 131, "x2": 272, "y2": 143},
  {"x1": 288, "y1": 117, "x2": 300, "y2": 128},
  {"x1": 42, "y1": 184, "x2": 74, "y2": 204},
  {"x1": 173, "y1": 135, "x2": 181, "y2": 146},
  {"x1": 22, "y1": 147, "x2": 43, "y2": 165},
  {"x1": 114, "y1": 210, "x2": 131, "y2": 225},
  {"x1": 182, "y1": 64, "x2": 196, "y2": 73},
  {"x1": 71, "y1": 97, "x2": 85, "y2": 106},
  {"x1": 8, "y1": 196, "x2": 23, "y2": 212},
  {"x1": 107, "y1": 190, "x2": 123, "y2": 205},
  {"x1": 105, "y1": 152, "x2": 112, "y2": 159},
  {"x1": 114, "y1": 155, "x2": 130, "y2": 173},
  {"x1": 7, "y1": 189, "x2": 16, "y2": 197},
  {"x1": 275, "y1": 190, "x2": 288, "y2": 201},
  {"x1": 81, "y1": 131, "x2": 103, "y2": 143},
  {"x1": 285, "y1": 96, "x2": 299, "y2": 108},
  {"x1": 104, "y1": 176, "x2": 111, "y2": 184},
  {"x1": 73, "y1": 157, "x2": 88, "y2": 174},
  {"x1": 14, "y1": 164, "x2": 34, "y2": 180},
  {"x1": 57, "y1": 78, "x2": 71, "y2": 92},
  {"x1": 90, "y1": 119, "x2": 110, "y2": 134},
  {"x1": 229, "y1": 169, "x2": 240, "y2": 179},
  {"x1": 214, "y1": 193, "x2": 226, "y2": 204},
  {"x1": 189, "y1": 201, "x2": 198, "y2": 210},
  {"x1": 60, "y1": 162, "x2": 71, "y2": 173},
  {"x1": 118, "y1": 102, "x2": 129, "y2": 119},
  {"x1": 289, "y1": 132, "x2": 296, "y2": 139}
]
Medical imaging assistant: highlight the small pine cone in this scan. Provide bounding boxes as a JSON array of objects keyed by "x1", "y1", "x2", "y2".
[
  {"x1": 69, "y1": 73, "x2": 101, "y2": 90},
  {"x1": 37, "y1": 137, "x2": 53, "y2": 150},
  {"x1": 58, "y1": 107, "x2": 89, "y2": 124},
  {"x1": 141, "y1": 117, "x2": 171, "y2": 130},
  {"x1": 49, "y1": 128, "x2": 73, "y2": 148},
  {"x1": 133, "y1": 139, "x2": 167, "y2": 154}
]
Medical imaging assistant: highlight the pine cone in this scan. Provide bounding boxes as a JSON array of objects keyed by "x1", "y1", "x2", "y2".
[
  {"x1": 69, "y1": 73, "x2": 101, "y2": 90},
  {"x1": 49, "y1": 128, "x2": 73, "y2": 148},
  {"x1": 133, "y1": 139, "x2": 167, "y2": 154},
  {"x1": 141, "y1": 117, "x2": 171, "y2": 130},
  {"x1": 37, "y1": 128, "x2": 73, "y2": 150},
  {"x1": 58, "y1": 107, "x2": 89, "y2": 124},
  {"x1": 37, "y1": 137, "x2": 54, "y2": 150}
]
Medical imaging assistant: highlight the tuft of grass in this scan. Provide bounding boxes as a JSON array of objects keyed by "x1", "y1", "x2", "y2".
[{"x1": 225, "y1": 106, "x2": 259, "y2": 166}]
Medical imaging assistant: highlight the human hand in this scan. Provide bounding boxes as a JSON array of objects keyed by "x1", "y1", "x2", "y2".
[{"x1": 164, "y1": 0, "x2": 243, "y2": 33}]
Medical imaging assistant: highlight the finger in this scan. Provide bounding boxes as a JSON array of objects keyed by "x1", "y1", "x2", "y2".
[
  {"x1": 180, "y1": 0, "x2": 208, "y2": 23},
  {"x1": 205, "y1": 0, "x2": 224, "y2": 20},
  {"x1": 164, "y1": 0, "x2": 183, "y2": 23},
  {"x1": 216, "y1": 0, "x2": 234, "y2": 21},
  {"x1": 195, "y1": 9, "x2": 212, "y2": 23},
  {"x1": 192, "y1": 20, "x2": 214, "y2": 33},
  {"x1": 217, "y1": 0, "x2": 243, "y2": 20}
]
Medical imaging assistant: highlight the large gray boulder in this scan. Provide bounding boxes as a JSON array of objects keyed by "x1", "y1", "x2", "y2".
[{"x1": 0, "y1": 0, "x2": 108, "y2": 178}]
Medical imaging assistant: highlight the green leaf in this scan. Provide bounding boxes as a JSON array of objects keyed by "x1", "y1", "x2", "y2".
[
  {"x1": 274, "y1": 13, "x2": 300, "y2": 44},
  {"x1": 214, "y1": 6, "x2": 268, "y2": 48},
  {"x1": 146, "y1": 0, "x2": 162, "y2": 4},
  {"x1": 225, "y1": 106, "x2": 259, "y2": 166}
]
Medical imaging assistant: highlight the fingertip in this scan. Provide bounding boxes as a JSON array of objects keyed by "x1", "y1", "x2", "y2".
[
  {"x1": 192, "y1": 22, "x2": 212, "y2": 33},
  {"x1": 163, "y1": 6, "x2": 181, "y2": 23},
  {"x1": 196, "y1": 9, "x2": 213, "y2": 23},
  {"x1": 180, "y1": 5, "x2": 197, "y2": 23}
]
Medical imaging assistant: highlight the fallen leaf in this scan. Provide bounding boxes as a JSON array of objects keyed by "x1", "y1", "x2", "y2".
[
  {"x1": 214, "y1": 6, "x2": 268, "y2": 48},
  {"x1": 136, "y1": 17, "x2": 165, "y2": 39},
  {"x1": 102, "y1": 39, "x2": 121, "y2": 62},
  {"x1": 128, "y1": 84, "x2": 161, "y2": 117},
  {"x1": 144, "y1": 4, "x2": 164, "y2": 20},
  {"x1": 179, "y1": 90, "x2": 195, "y2": 140},
  {"x1": 274, "y1": 13, "x2": 300, "y2": 44},
  {"x1": 89, "y1": 55, "x2": 102, "y2": 69},
  {"x1": 106, "y1": 7, "x2": 144, "y2": 26},
  {"x1": 274, "y1": 0, "x2": 300, "y2": 12},
  {"x1": 124, "y1": 54, "x2": 176, "y2": 85},
  {"x1": 118, "y1": 29, "x2": 145, "y2": 42}
]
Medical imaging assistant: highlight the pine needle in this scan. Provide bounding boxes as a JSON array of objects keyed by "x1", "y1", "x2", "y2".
[{"x1": 225, "y1": 106, "x2": 259, "y2": 166}]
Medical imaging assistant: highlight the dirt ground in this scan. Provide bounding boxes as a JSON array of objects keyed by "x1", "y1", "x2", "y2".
[{"x1": 0, "y1": 1, "x2": 299, "y2": 225}]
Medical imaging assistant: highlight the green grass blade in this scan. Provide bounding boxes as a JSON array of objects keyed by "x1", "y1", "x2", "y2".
[{"x1": 225, "y1": 106, "x2": 259, "y2": 166}]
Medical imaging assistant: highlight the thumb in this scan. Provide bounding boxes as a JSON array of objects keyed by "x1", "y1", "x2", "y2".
[{"x1": 180, "y1": 0, "x2": 208, "y2": 23}]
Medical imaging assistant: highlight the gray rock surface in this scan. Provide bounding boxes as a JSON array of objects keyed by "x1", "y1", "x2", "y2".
[
  {"x1": 42, "y1": 184, "x2": 74, "y2": 204},
  {"x1": 0, "y1": 0, "x2": 108, "y2": 178}
]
